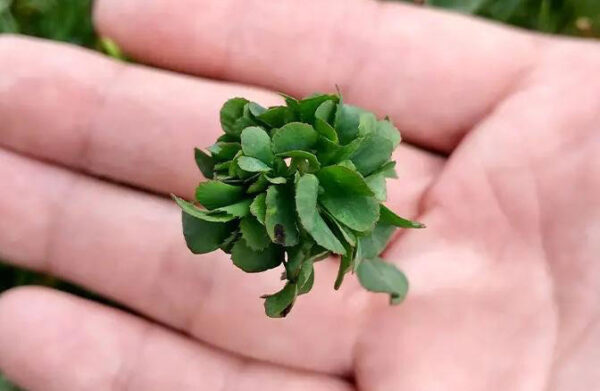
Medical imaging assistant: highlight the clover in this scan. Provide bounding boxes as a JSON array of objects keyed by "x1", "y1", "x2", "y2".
[{"x1": 172, "y1": 93, "x2": 424, "y2": 318}]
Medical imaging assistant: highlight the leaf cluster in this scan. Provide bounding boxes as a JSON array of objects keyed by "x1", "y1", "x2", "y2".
[{"x1": 174, "y1": 93, "x2": 424, "y2": 318}]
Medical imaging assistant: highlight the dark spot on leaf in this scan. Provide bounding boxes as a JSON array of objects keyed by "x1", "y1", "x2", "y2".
[
  {"x1": 274, "y1": 224, "x2": 286, "y2": 244},
  {"x1": 281, "y1": 303, "x2": 294, "y2": 317}
]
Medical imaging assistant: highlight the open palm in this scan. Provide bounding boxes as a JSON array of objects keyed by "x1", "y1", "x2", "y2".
[{"x1": 1, "y1": 1, "x2": 599, "y2": 390}]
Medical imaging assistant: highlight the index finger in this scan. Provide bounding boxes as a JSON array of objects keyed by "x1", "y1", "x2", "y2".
[{"x1": 94, "y1": 0, "x2": 541, "y2": 152}]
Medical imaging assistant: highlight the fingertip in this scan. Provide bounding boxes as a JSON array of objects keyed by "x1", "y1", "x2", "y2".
[
  {"x1": 0, "y1": 286, "x2": 72, "y2": 351},
  {"x1": 0, "y1": 286, "x2": 59, "y2": 384},
  {"x1": 0, "y1": 285, "x2": 53, "y2": 327},
  {"x1": 0, "y1": 287, "x2": 124, "y2": 391}
]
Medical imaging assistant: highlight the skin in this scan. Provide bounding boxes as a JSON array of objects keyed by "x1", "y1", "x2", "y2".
[{"x1": 0, "y1": 0, "x2": 599, "y2": 389}]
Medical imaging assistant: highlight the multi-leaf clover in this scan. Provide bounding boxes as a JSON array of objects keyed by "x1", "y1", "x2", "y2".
[{"x1": 173, "y1": 93, "x2": 424, "y2": 318}]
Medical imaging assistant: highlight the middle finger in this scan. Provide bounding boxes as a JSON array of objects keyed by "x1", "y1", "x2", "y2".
[{"x1": 0, "y1": 36, "x2": 441, "y2": 202}]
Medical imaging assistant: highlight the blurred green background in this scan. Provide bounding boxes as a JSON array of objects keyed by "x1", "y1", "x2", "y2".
[{"x1": 0, "y1": 0, "x2": 599, "y2": 389}]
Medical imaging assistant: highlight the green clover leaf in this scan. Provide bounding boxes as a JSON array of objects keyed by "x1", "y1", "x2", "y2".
[{"x1": 174, "y1": 92, "x2": 425, "y2": 318}]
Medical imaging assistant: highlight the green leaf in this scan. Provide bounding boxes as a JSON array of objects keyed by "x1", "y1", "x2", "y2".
[
  {"x1": 358, "y1": 223, "x2": 396, "y2": 260},
  {"x1": 295, "y1": 174, "x2": 346, "y2": 255},
  {"x1": 256, "y1": 106, "x2": 295, "y2": 128},
  {"x1": 265, "y1": 175, "x2": 287, "y2": 184},
  {"x1": 337, "y1": 160, "x2": 357, "y2": 171},
  {"x1": 297, "y1": 94, "x2": 338, "y2": 123},
  {"x1": 237, "y1": 156, "x2": 272, "y2": 172},
  {"x1": 370, "y1": 161, "x2": 397, "y2": 179},
  {"x1": 231, "y1": 151, "x2": 257, "y2": 179},
  {"x1": 220, "y1": 98, "x2": 255, "y2": 136},
  {"x1": 231, "y1": 239, "x2": 284, "y2": 273},
  {"x1": 315, "y1": 137, "x2": 340, "y2": 165},
  {"x1": 314, "y1": 100, "x2": 339, "y2": 142},
  {"x1": 271, "y1": 122, "x2": 319, "y2": 154},
  {"x1": 335, "y1": 137, "x2": 365, "y2": 162},
  {"x1": 324, "y1": 212, "x2": 357, "y2": 247},
  {"x1": 365, "y1": 172, "x2": 387, "y2": 201},
  {"x1": 308, "y1": 247, "x2": 330, "y2": 263},
  {"x1": 380, "y1": 204, "x2": 425, "y2": 229},
  {"x1": 358, "y1": 113, "x2": 377, "y2": 136},
  {"x1": 250, "y1": 193, "x2": 267, "y2": 224},
  {"x1": 276, "y1": 150, "x2": 320, "y2": 172},
  {"x1": 209, "y1": 199, "x2": 252, "y2": 218},
  {"x1": 334, "y1": 249, "x2": 353, "y2": 290},
  {"x1": 285, "y1": 241, "x2": 313, "y2": 282},
  {"x1": 321, "y1": 199, "x2": 379, "y2": 233},
  {"x1": 353, "y1": 239, "x2": 364, "y2": 272},
  {"x1": 228, "y1": 177, "x2": 255, "y2": 185},
  {"x1": 172, "y1": 195, "x2": 237, "y2": 222},
  {"x1": 376, "y1": 119, "x2": 402, "y2": 148},
  {"x1": 219, "y1": 229, "x2": 240, "y2": 254},
  {"x1": 317, "y1": 165, "x2": 374, "y2": 195},
  {"x1": 217, "y1": 134, "x2": 239, "y2": 143},
  {"x1": 247, "y1": 174, "x2": 269, "y2": 194},
  {"x1": 321, "y1": 190, "x2": 379, "y2": 233},
  {"x1": 181, "y1": 213, "x2": 234, "y2": 254},
  {"x1": 263, "y1": 282, "x2": 298, "y2": 318},
  {"x1": 247, "y1": 102, "x2": 267, "y2": 117},
  {"x1": 297, "y1": 260, "x2": 315, "y2": 295},
  {"x1": 229, "y1": 151, "x2": 243, "y2": 176},
  {"x1": 240, "y1": 215, "x2": 271, "y2": 250},
  {"x1": 241, "y1": 126, "x2": 274, "y2": 164},
  {"x1": 357, "y1": 258, "x2": 409, "y2": 305},
  {"x1": 317, "y1": 136, "x2": 364, "y2": 166},
  {"x1": 350, "y1": 133, "x2": 394, "y2": 176},
  {"x1": 334, "y1": 103, "x2": 367, "y2": 145},
  {"x1": 208, "y1": 142, "x2": 241, "y2": 161},
  {"x1": 315, "y1": 99, "x2": 336, "y2": 123},
  {"x1": 194, "y1": 148, "x2": 214, "y2": 178},
  {"x1": 281, "y1": 93, "x2": 300, "y2": 112},
  {"x1": 213, "y1": 161, "x2": 232, "y2": 172},
  {"x1": 315, "y1": 118, "x2": 339, "y2": 142},
  {"x1": 298, "y1": 269, "x2": 314, "y2": 295},
  {"x1": 195, "y1": 181, "x2": 245, "y2": 210},
  {"x1": 316, "y1": 165, "x2": 379, "y2": 232},
  {"x1": 265, "y1": 185, "x2": 300, "y2": 246}
]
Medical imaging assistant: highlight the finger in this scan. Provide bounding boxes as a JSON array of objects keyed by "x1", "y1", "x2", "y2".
[
  {"x1": 0, "y1": 148, "x2": 370, "y2": 375},
  {"x1": 0, "y1": 35, "x2": 440, "y2": 200},
  {"x1": 94, "y1": 0, "x2": 540, "y2": 151},
  {"x1": 0, "y1": 35, "x2": 279, "y2": 200},
  {"x1": 0, "y1": 287, "x2": 353, "y2": 391}
]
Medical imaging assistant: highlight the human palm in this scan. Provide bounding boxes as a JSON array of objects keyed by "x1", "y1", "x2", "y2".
[{"x1": 0, "y1": 1, "x2": 598, "y2": 390}]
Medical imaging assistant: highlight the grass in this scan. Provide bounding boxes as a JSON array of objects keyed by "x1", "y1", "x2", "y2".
[
  {"x1": 0, "y1": 0, "x2": 599, "y2": 389},
  {"x1": 0, "y1": 375, "x2": 19, "y2": 391},
  {"x1": 415, "y1": 0, "x2": 600, "y2": 37},
  {"x1": 0, "y1": 0, "x2": 95, "y2": 46}
]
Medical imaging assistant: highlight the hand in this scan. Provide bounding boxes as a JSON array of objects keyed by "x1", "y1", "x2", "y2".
[{"x1": 1, "y1": 1, "x2": 598, "y2": 390}]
